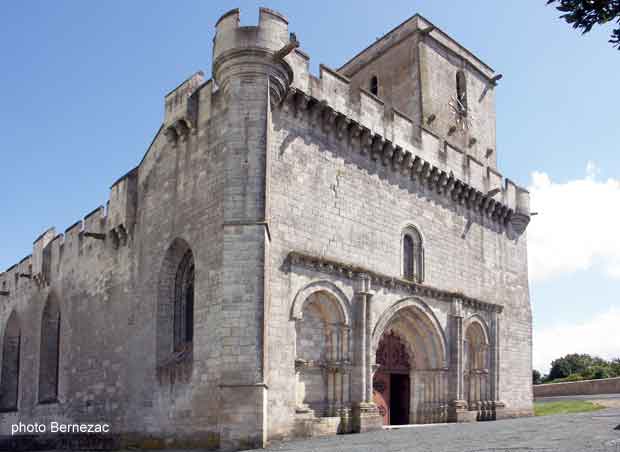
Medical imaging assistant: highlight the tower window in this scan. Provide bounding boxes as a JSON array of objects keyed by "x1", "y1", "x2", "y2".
[
  {"x1": 370, "y1": 76, "x2": 378, "y2": 96},
  {"x1": 456, "y1": 71, "x2": 468, "y2": 114},
  {"x1": 403, "y1": 227, "x2": 424, "y2": 283}
]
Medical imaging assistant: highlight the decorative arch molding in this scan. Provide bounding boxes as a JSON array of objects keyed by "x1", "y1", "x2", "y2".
[
  {"x1": 464, "y1": 314, "x2": 490, "y2": 345},
  {"x1": 290, "y1": 280, "x2": 351, "y2": 326},
  {"x1": 371, "y1": 297, "x2": 448, "y2": 369},
  {"x1": 156, "y1": 237, "x2": 196, "y2": 370},
  {"x1": 399, "y1": 221, "x2": 428, "y2": 244}
]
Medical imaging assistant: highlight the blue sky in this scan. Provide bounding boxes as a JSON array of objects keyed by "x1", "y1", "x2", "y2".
[{"x1": 1, "y1": 1, "x2": 618, "y2": 372}]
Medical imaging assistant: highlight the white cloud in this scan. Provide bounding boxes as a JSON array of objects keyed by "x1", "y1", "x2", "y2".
[
  {"x1": 527, "y1": 162, "x2": 620, "y2": 282},
  {"x1": 534, "y1": 307, "x2": 620, "y2": 373}
]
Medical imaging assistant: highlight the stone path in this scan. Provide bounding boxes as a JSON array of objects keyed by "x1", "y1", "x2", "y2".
[{"x1": 247, "y1": 409, "x2": 620, "y2": 452}]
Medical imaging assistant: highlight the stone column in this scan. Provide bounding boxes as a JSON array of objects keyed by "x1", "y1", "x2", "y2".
[
  {"x1": 365, "y1": 292, "x2": 374, "y2": 403},
  {"x1": 447, "y1": 298, "x2": 472, "y2": 422},
  {"x1": 490, "y1": 309, "x2": 504, "y2": 417},
  {"x1": 351, "y1": 273, "x2": 383, "y2": 432}
]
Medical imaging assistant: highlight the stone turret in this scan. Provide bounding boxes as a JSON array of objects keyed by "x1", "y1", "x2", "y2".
[
  {"x1": 213, "y1": 8, "x2": 296, "y2": 104},
  {"x1": 210, "y1": 8, "x2": 298, "y2": 450}
]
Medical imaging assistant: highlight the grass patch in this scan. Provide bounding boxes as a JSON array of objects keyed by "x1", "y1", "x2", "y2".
[{"x1": 534, "y1": 400, "x2": 605, "y2": 416}]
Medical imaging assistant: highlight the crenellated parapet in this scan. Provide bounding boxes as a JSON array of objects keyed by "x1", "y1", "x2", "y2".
[
  {"x1": 279, "y1": 84, "x2": 530, "y2": 232},
  {"x1": 164, "y1": 71, "x2": 205, "y2": 145},
  {"x1": 212, "y1": 8, "x2": 298, "y2": 104},
  {"x1": 1, "y1": 167, "x2": 139, "y2": 297}
]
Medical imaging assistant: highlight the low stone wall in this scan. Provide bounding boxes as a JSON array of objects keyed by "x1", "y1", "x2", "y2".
[{"x1": 534, "y1": 377, "x2": 620, "y2": 398}]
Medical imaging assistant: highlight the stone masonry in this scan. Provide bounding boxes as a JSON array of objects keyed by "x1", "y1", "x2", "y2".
[{"x1": 0, "y1": 7, "x2": 533, "y2": 451}]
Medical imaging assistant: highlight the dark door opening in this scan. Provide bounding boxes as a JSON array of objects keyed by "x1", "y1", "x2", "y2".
[{"x1": 389, "y1": 373, "x2": 410, "y2": 425}]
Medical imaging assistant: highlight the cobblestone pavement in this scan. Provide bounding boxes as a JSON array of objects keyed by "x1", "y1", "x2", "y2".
[{"x1": 248, "y1": 409, "x2": 620, "y2": 452}]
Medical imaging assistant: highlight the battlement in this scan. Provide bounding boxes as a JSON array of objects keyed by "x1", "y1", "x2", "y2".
[
  {"x1": 1, "y1": 168, "x2": 136, "y2": 298},
  {"x1": 213, "y1": 7, "x2": 290, "y2": 60},
  {"x1": 279, "y1": 46, "x2": 530, "y2": 226},
  {"x1": 1, "y1": 6, "x2": 530, "y2": 303},
  {"x1": 212, "y1": 8, "x2": 297, "y2": 103}
]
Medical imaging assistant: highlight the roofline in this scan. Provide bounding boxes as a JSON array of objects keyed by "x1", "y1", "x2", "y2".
[{"x1": 338, "y1": 13, "x2": 494, "y2": 76}]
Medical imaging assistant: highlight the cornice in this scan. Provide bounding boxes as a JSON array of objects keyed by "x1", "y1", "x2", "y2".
[{"x1": 287, "y1": 251, "x2": 503, "y2": 313}]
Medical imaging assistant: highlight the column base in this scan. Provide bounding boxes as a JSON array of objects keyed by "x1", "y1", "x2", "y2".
[
  {"x1": 352, "y1": 402, "x2": 384, "y2": 433},
  {"x1": 447, "y1": 400, "x2": 476, "y2": 423}
]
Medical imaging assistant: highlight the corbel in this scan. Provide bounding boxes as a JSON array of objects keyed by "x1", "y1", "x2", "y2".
[
  {"x1": 401, "y1": 151, "x2": 413, "y2": 175},
  {"x1": 420, "y1": 162, "x2": 432, "y2": 182},
  {"x1": 451, "y1": 181, "x2": 463, "y2": 201},
  {"x1": 411, "y1": 156, "x2": 423, "y2": 181},
  {"x1": 348, "y1": 122, "x2": 362, "y2": 145},
  {"x1": 485, "y1": 199, "x2": 496, "y2": 216},
  {"x1": 335, "y1": 115, "x2": 350, "y2": 140},
  {"x1": 174, "y1": 119, "x2": 191, "y2": 141},
  {"x1": 445, "y1": 173, "x2": 456, "y2": 195},
  {"x1": 491, "y1": 204, "x2": 503, "y2": 221},
  {"x1": 309, "y1": 100, "x2": 326, "y2": 127},
  {"x1": 427, "y1": 167, "x2": 439, "y2": 188},
  {"x1": 359, "y1": 128, "x2": 372, "y2": 155},
  {"x1": 281, "y1": 88, "x2": 297, "y2": 113},
  {"x1": 381, "y1": 142, "x2": 394, "y2": 166},
  {"x1": 392, "y1": 146, "x2": 404, "y2": 170},
  {"x1": 370, "y1": 136, "x2": 384, "y2": 161},
  {"x1": 322, "y1": 106, "x2": 337, "y2": 134},
  {"x1": 164, "y1": 126, "x2": 179, "y2": 145},
  {"x1": 294, "y1": 91, "x2": 309, "y2": 118},
  {"x1": 437, "y1": 171, "x2": 448, "y2": 193}
]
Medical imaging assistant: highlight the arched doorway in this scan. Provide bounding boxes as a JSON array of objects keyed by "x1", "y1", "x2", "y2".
[
  {"x1": 371, "y1": 298, "x2": 449, "y2": 425},
  {"x1": 372, "y1": 331, "x2": 411, "y2": 425}
]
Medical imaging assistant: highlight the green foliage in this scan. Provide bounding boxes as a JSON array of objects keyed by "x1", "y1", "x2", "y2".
[
  {"x1": 533, "y1": 369, "x2": 543, "y2": 385},
  {"x1": 549, "y1": 353, "x2": 596, "y2": 380},
  {"x1": 544, "y1": 353, "x2": 620, "y2": 383},
  {"x1": 547, "y1": 0, "x2": 620, "y2": 49},
  {"x1": 534, "y1": 400, "x2": 604, "y2": 416}
]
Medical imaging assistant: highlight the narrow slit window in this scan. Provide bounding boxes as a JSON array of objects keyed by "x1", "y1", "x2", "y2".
[
  {"x1": 403, "y1": 227, "x2": 424, "y2": 283},
  {"x1": 456, "y1": 71, "x2": 468, "y2": 114},
  {"x1": 370, "y1": 76, "x2": 378, "y2": 96}
]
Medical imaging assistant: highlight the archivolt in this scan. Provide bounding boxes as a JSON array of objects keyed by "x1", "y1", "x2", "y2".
[
  {"x1": 290, "y1": 280, "x2": 351, "y2": 326},
  {"x1": 372, "y1": 297, "x2": 447, "y2": 369}
]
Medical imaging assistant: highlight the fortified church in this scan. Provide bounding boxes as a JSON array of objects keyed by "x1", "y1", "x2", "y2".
[{"x1": 0, "y1": 8, "x2": 533, "y2": 451}]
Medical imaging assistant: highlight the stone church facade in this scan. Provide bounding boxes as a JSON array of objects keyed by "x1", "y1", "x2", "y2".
[{"x1": 0, "y1": 8, "x2": 533, "y2": 451}]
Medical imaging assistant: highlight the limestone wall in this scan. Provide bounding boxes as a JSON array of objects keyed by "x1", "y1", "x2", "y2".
[
  {"x1": 0, "y1": 70, "x2": 225, "y2": 448},
  {"x1": 265, "y1": 85, "x2": 532, "y2": 436},
  {"x1": 534, "y1": 378, "x2": 620, "y2": 398}
]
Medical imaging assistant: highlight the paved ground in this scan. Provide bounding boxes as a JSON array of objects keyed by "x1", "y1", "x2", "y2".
[{"x1": 247, "y1": 408, "x2": 620, "y2": 452}]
